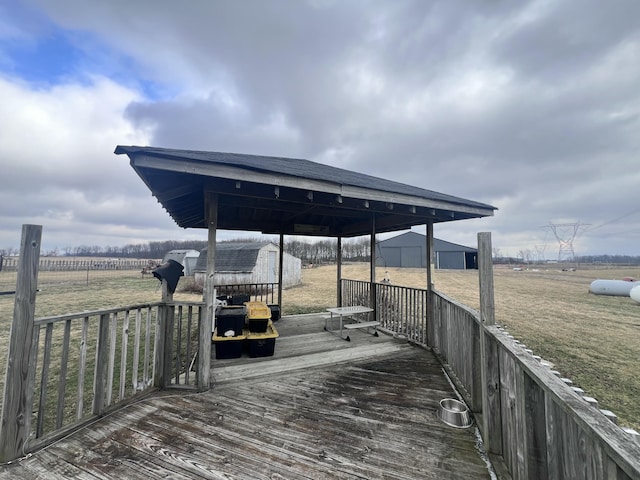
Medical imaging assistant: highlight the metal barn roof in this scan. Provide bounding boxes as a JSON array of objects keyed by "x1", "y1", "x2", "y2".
[
  {"x1": 380, "y1": 231, "x2": 478, "y2": 252},
  {"x1": 115, "y1": 146, "x2": 496, "y2": 238}
]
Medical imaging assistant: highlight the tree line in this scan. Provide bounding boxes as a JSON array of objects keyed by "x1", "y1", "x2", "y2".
[
  {"x1": 3, "y1": 240, "x2": 637, "y2": 265},
  {"x1": 1, "y1": 237, "x2": 373, "y2": 264}
]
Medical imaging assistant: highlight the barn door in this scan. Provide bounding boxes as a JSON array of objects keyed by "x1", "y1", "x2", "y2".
[{"x1": 268, "y1": 251, "x2": 277, "y2": 283}]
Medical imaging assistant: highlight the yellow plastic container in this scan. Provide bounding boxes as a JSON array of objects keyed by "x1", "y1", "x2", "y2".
[
  {"x1": 244, "y1": 301, "x2": 271, "y2": 332},
  {"x1": 245, "y1": 301, "x2": 271, "y2": 319}
]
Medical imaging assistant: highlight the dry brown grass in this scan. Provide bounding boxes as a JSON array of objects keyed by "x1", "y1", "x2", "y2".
[{"x1": 283, "y1": 263, "x2": 640, "y2": 433}]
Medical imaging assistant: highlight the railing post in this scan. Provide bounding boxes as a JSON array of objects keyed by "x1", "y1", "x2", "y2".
[
  {"x1": 0, "y1": 224, "x2": 42, "y2": 462},
  {"x1": 153, "y1": 280, "x2": 174, "y2": 389},
  {"x1": 478, "y1": 232, "x2": 502, "y2": 456}
]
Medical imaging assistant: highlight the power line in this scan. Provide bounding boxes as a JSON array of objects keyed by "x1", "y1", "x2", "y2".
[{"x1": 583, "y1": 207, "x2": 640, "y2": 232}]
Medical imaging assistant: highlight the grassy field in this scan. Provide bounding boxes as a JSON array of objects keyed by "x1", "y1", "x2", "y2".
[{"x1": 1, "y1": 264, "x2": 639, "y2": 434}]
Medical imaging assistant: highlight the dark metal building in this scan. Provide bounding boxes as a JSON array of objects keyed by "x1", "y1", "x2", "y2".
[{"x1": 376, "y1": 231, "x2": 478, "y2": 270}]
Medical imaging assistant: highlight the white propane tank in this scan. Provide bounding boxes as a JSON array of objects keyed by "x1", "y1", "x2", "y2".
[
  {"x1": 589, "y1": 279, "x2": 640, "y2": 296},
  {"x1": 631, "y1": 285, "x2": 640, "y2": 304}
]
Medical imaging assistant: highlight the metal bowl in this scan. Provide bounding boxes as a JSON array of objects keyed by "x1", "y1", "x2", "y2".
[{"x1": 437, "y1": 398, "x2": 473, "y2": 428}]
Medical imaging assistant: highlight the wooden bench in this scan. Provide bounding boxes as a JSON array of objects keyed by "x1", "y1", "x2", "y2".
[
  {"x1": 343, "y1": 320, "x2": 380, "y2": 341},
  {"x1": 343, "y1": 320, "x2": 379, "y2": 330}
]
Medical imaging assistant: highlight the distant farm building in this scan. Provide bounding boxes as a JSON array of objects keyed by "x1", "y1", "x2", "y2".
[
  {"x1": 162, "y1": 249, "x2": 200, "y2": 276},
  {"x1": 376, "y1": 232, "x2": 478, "y2": 270},
  {"x1": 194, "y1": 242, "x2": 301, "y2": 287}
]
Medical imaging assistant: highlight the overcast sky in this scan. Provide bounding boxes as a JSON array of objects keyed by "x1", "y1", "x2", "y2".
[{"x1": 1, "y1": 0, "x2": 639, "y2": 259}]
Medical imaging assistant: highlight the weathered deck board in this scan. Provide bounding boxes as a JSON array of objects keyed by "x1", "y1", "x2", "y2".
[{"x1": 0, "y1": 313, "x2": 495, "y2": 479}]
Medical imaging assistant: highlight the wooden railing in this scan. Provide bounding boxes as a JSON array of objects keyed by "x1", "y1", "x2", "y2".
[
  {"x1": 481, "y1": 323, "x2": 640, "y2": 480},
  {"x1": 342, "y1": 278, "x2": 640, "y2": 479},
  {"x1": 429, "y1": 290, "x2": 482, "y2": 412},
  {"x1": 342, "y1": 279, "x2": 428, "y2": 345},
  {"x1": 216, "y1": 282, "x2": 278, "y2": 305},
  {"x1": 3, "y1": 300, "x2": 203, "y2": 456},
  {"x1": 30, "y1": 304, "x2": 159, "y2": 448},
  {"x1": 0, "y1": 302, "x2": 203, "y2": 460}
]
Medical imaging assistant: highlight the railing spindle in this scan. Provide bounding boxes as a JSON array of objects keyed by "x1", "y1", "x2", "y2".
[
  {"x1": 119, "y1": 311, "x2": 130, "y2": 402},
  {"x1": 55, "y1": 319, "x2": 72, "y2": 429},
  {"x1": 132, "y1": 309, "x2": 142, "y2": 392},
  {"x1": 76, "y1": 316, "x2": 89, "y2": 421},
  {"x1": 36, "y1": 323, "x2": 53, "y2": 438}
]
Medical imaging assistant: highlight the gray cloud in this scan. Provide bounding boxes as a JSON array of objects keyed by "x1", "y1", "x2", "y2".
[{"x1": 2, "y1": 0, "x2": 639, "y2": 256}]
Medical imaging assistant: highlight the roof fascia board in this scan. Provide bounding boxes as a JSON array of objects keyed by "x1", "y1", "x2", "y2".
[{"x1": 132, "y1": 154, "x2": 493, "y2": 217}]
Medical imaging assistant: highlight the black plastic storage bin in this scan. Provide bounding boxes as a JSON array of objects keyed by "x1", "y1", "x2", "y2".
[
  {"x1": 212, "y1": 330, "x2": 246, "y2": 359},
  {"x1": 268, "y1": 304, "x2": 280, "y2": 322},
  {"x1": 245, "y1": 302, "x2": 271, "y2": 333},
  {"x1": 229, "y1": 294, "x2": 250, "y2": 305},
  {"x1": 246, "y1": 323, "x2": 279, "y2": 358},
  {"x1": 215, "y1": 305, "x2": 246, "y2": 336}
]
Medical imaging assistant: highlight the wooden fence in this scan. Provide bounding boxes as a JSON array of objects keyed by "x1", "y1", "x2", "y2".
[{"x1": 0, "y1": 257, "x2": 156, "y2": 272}]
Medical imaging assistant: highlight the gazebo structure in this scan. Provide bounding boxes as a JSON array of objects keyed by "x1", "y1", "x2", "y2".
[
  {"x1": 114, "y1": 145, "x2": 496, "y2": 388},
  {"x1": 3, "y1": 147, "x2": 638, "y2": 478}
]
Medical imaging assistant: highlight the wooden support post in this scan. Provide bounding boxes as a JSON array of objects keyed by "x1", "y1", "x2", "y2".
[
  {"x1": 369, "y1": 216, "x2": 377, "y2": 317},
  {"x1": 0, "y1": 224, "x2": 42, "y2": 462},
  {"x1": 336, "y1": 236, "x2": 342, "y2": 307},
  {"x1": 200, "y1": 192, "x2": 217, "y2": 392},
  {"x1": 278, "y1": 233, "x2": 284, "y2": 308},
  {"x1": 478, "y1": 232, "x2": 495, "y2": 326},
  {"x1": 478, "y1": 232, "x2": 502, "y2": 455},
  {"x1": 426, "y1": 222, "x2": 434, "y2": 290}
]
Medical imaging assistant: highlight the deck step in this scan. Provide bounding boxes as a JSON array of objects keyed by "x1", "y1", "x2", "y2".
[
  {"x1": 343, "y1": 321, "x2": 380, "y2": 329},
  {"x1": 212, "y1": 342, "x2": 410, "y2": 384}
]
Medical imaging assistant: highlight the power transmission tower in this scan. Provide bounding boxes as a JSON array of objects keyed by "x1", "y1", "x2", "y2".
[
  {"x1": 533, "y1": 244, "x2": 547, "y2": 262},
  {"x1": 544, "y1": 222, "x2": 589, "y2": 262}
]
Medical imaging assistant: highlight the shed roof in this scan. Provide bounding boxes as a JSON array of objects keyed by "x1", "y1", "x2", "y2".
[
  {"x1": 115, "y1": 146, "x2": 496, "y2": 238},
  {"x1": 195, "y1": 242, "x2": 273, "y2": 272}
]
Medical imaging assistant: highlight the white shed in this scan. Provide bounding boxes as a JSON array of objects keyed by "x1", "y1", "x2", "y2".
[
  {"x1": 162, "y1": 249, "x2": 200, "y2": 276},
  {"x1": 194, "y1": 242, "x2": 301, "y2": 288}
]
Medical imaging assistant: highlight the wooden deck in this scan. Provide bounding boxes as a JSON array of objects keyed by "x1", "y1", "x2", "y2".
[{"x1": 0, "y1": 314, "x2": 496, "y2": 479}]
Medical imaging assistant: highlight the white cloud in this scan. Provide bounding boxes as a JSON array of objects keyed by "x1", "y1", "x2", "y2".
[{"x1": 0, "y1": 74, "x2": 159, "y2": 250}]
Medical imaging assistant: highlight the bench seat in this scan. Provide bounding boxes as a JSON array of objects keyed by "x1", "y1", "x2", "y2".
[{"x1": 343, "y1": 321, "x2": 380, "y2": 330}]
